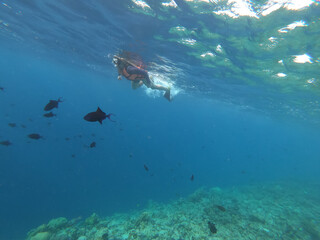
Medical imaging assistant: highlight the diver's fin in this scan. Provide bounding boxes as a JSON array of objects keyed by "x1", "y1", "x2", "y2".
[{"x1": 164, "y1": 89, "x2": 171, "y2": 102}]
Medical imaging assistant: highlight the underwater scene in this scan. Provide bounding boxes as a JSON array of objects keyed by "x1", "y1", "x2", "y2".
[{"x1": 1, "y1": 0, "x2": 320, "y2": 239}]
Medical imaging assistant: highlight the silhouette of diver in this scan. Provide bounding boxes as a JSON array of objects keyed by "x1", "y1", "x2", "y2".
[{"x1": 113, "y1": 53, "x2": 171, "y2": 101}]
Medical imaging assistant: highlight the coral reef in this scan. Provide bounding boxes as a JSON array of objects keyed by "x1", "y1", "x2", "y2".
[{"x1": 26, "y1": 182, "x2": 320, "y2": 240}]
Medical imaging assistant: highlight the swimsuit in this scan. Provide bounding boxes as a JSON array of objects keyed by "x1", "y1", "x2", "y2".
[{"x1": 121, "y1": 64, "x2": 151, "y2": 85}]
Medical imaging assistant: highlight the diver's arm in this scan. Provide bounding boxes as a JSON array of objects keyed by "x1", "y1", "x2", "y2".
[{"x1": 117, "y1": 67, "x2": 122, "y2": 80}]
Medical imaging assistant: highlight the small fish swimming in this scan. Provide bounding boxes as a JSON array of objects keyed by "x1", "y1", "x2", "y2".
[
  {"x1": 101, "y1": 233, "x2": 108, "y2": 240},
  {"x1": 216, "y1": 205, "x2": 226, "y2": 212},
  {"x1": 44, "y1": 98, "x2": 63, "y2": 111},
  {"x1": 28, "y1": 133, "x2": 43, "y2": 140},
  {"x1": 0, "y1": 140, "x2": 12, "y2": 146},
  {"x1": 0, "y1": 87, "x2": 4, "y2": 91},
  {"x1": 208, "y1": 221, "x2": 217, "y2": 234},
  {"x1": 144, "y1": 164, "x2": 149, "y2": 171},
  {"x1": 43, "y1": 112, "x2": 56, "y2": 118},
  {"x1": 84, "y1": 107, "x2": 115, "y2": 124},
  {"x1": 69, "y1": 216, "x2": 82, "y2": 226},
  {"x1": 90, "y1": 141, "x2": 96, "y2": 148},
  {"x1": 190, "y1": 174, "x2": 194, "y2": 181},
  {"x1": 8, "y1": 123, "x2": 16, "y2": 128}
]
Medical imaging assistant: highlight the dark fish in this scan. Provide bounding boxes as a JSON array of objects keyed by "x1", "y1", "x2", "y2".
[
  {"x1": 101, "y1": 233, "x2": 108, "y2": 240},
  {"x1": 129, "y1": 153, "x2": 133, "y2": 158},
  {"x1": 69, "y1": 216, "x2": 82, "y2": 226},
  {"x1": 71, "y1": 154, "x2": 76, "y2": 158},
  {"x1": 190, "y1": 174, "x2": 194, "y2": 181},
  {"x1": 21, "y1": 124, "x2": 27, "y2": 128},
  {"x1": 90, "y1": 142, "x2": 96, "y2": 148},
  {"x1": 0, "y1": 87, "x2": 4, "y2": 91},
  {"x1": 28, "y1": 133, "x2": 43, "y2": 140},
  {"x1": 84, "y1": 107, "x2": 115, "y2": 124},
  {"x1": 65, "y1": 137, "x2": 70, "y2": 141},
  {"x1": 216, "y1": 205, "x2": 226, "y2": 212},
  {"x1": 208, "y1": 221, "x2": 217, "y2": 234},
  {"x1": 8, "y1": 123, "x2": 16, "y2": 127},
  {"x1": 144, "y1": 164, "x2": 149, "y2": 171},
  {"x1": 44, "y1": 98, "x2": 62, "y2": 111},
  {"x1": 43, "y1": 112, "x2": 56, "y2": 118},
  {"x1": 0, "y1": 140, "x2": 11, "y2": 146}
]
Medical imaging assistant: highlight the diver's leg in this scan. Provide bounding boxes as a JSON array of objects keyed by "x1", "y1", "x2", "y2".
[
  {"x1": 126, "y1": 66, "x2": 171, "y2": 101},
  {"x1": 148, "y1": 82, "x2": 171, "y2": 101},
  {"x1": 149, "y1": 83, "x2": 169, "y2": 91}
]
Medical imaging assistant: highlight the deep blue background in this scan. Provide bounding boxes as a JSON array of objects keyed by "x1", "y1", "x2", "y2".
[{"x1": 1, "y1": 46, "x2": 320, "y2": 239}]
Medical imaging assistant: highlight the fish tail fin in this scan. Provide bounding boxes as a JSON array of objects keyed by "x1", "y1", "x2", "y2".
[{"x1": 107, "y1": 114, "x2": 116, "y2": 122}]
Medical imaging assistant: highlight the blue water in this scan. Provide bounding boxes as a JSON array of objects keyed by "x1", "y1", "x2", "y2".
[{"x1": 1, "y1": 1, "x2": 320, "y2": 239}]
